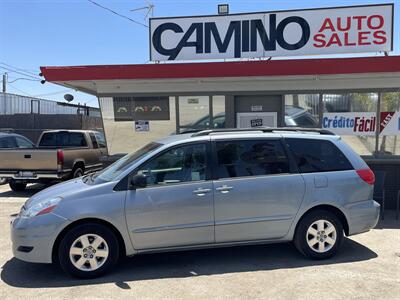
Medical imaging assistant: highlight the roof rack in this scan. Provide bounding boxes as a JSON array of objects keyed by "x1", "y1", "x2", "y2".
[{"x1": 191, "y1": 127, "x2": 335, "y2": 137}]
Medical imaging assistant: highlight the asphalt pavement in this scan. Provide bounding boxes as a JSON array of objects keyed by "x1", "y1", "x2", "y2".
[{"x1": 0, "y1": 183, "x2": 399, "y2": 300}]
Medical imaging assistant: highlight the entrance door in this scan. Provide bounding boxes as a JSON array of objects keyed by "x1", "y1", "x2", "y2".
[
  {"x1": 125, "y1": 142, "x2": 214, "y2": 250},
  {"x1": 235, "y1": 95, "x2": 283, "y2": 128}
]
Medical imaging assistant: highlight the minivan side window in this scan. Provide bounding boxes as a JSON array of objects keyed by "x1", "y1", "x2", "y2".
[
  {"x1": 215, "y1": 140, "x2": 290, "y2": 179},
  {"x1": 285, "y1": 138, "x2": 353, "y2": 173},
  {"x1": 137, "y1": 143, "x2": 207, "y2": 186}
]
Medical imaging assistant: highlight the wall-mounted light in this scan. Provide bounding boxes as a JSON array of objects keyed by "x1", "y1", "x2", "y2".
[{"x1": 218, "y1": 4, "x2": 229, "y2": 15}]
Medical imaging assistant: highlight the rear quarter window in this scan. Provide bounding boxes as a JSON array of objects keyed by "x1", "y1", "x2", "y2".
[{"x1": 285, "y1": 138, "x2": 353, "y2": 173}]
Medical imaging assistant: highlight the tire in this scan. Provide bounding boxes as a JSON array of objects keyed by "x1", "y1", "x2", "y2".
[
  {"x1": 0, "y1": 178, "x2": 8, "y2": 185},
  {"x1": 58, "y1": 223, "x2": 120, "y2": 278},
  {"x1": 294, "y1": 210, "x2": 343, "y2": 260},
  {"x1": 9, "y1": 181, "x2": 27, "y2": 192},
  {"x1": 72, "y1": 167, "x2": 84, "y2": 179}
]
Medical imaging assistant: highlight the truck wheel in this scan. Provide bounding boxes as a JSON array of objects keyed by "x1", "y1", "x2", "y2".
[
  {"x1": 0, "y1": 178, "x2": 8, "y2": 185},
  {"x1": 58, "y1": 223, "x2": 120, "y2": 278},
  {"x1": 72, "y1": 167, "x2": 84, "y2": 178},
  {"x1": 294, "y1": 210, "x2": 343, "y2": 260},
  {"x1": 9, "y1": 181, "x2": 27, "y2": 192}
]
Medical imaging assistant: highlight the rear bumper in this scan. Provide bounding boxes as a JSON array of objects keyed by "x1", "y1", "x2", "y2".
[
  {"x1": 0, "y1": 170, "x2": 71, "y2": 181},
  {"x1": 344, "y1": 200, "x2": 380, "y2": 236}
]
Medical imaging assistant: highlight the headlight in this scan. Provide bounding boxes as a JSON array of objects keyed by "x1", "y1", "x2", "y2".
[{"x1": 20, "y1": 197, "x2": 62, "y2": 218}]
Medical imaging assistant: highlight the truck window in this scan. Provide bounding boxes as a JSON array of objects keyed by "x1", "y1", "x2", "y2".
[
  {"x1": 0, "y1": 136, "x2": 17, "y2": 148},
  {"x1": 15, "y1": 137, "x2": 34, "y2": 148},
  {"x1": 39, "y1": 132, "x2": 87, "y2": 148},
  {"x1": 94, "y1": 132, "x2": 106, "y2": 148},
  {"x1": 285, "y1": 138, "x2": 353, "y2": 173},
  {"x1": 89, "y1": 133, "x2": 99, "y2": 149}
]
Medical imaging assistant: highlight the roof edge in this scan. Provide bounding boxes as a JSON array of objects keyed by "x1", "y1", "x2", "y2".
[{"x1": 41, "y1": 56, "x2": 400, "y2": 82}]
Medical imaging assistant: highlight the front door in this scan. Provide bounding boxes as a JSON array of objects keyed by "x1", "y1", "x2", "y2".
[
  {"x1": 125, "y1": 142, "x2": 214, "y2": 250},
  {"x1": 212, "y1": 138, "x2": 305, "y2": 243}
]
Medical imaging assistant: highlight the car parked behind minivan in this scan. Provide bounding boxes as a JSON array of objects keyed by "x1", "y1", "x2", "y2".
[{"x1": 11, "y1": 128, "x2": 379, "y2": 278}]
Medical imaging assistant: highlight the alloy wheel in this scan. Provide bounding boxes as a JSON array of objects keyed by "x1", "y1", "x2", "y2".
[
  {"x1": 306, "y1": 219, "x2": 337, "y2": 253},
  {"x1": 69, "y1": 234, "x2": 109, "y2": 271}
]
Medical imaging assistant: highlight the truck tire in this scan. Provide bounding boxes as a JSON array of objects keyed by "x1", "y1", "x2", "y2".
[
  {"x1": 9, "y1": 181, "x2": 27, "y2": 192},
  {"x1": 72, "y1": 167, "x2": 84, "y2": 179},
  {"x1": 0, "y1": 178, "x2": 8, "y2": 185}
]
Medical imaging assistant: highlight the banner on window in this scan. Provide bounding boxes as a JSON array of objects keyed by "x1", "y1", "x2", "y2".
[{"x1": 322, "y1": 112, "x2": 400, "y2": 136}]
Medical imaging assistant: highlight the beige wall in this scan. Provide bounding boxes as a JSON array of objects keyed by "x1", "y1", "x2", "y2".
[{"x1": 100, "y1": 97, "x2": 176, "y2": 155}]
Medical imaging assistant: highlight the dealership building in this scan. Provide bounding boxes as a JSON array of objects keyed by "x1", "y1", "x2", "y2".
[{"x1": 40, "y1": 4, "x2": 400, "y2": 208}]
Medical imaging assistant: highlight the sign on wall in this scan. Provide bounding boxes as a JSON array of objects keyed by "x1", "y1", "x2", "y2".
[
  {"x1": 150, "y1": 4, "x2": 393, "y2": 61},
  {"x1": 237, "y1": 112, "x2": 277, "y2": 129},
  {"x1": 322, "y1": 112, "x2": 400, "y2": 136},
  {"x1": 135, "y1": 120, "x2": 150, "y2": 132},
  {"x1": 113, "y1": 97, "x2": 170, "y2": 122}
]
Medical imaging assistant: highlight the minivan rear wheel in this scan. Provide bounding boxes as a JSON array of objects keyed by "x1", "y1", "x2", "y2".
[
  {"x1": 294, "y1": 210, "x2": 343, "y2": 259},
  {"x1": 58, "y1": 223, "x2": 119, "y2": 278}
]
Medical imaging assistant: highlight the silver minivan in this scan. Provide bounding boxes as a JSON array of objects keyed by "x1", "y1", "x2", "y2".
[{"x1": 11, "y1": 128, "x2": 380, "y2": 278}]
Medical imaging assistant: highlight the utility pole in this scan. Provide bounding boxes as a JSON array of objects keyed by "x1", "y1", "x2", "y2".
[{"x1": 2, "y1": 73, "x2": 7, "y2": 93}]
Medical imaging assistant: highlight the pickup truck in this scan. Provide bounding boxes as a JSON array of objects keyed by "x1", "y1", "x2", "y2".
[{"x1": 0, "y1": 130, "x2": 107, "y2": 191}]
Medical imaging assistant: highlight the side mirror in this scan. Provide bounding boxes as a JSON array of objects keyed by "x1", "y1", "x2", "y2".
[{"x1": 130, "y1": 173, "x2": 147, "y2": 189}]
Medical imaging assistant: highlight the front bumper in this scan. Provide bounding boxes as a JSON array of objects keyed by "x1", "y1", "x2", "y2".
[
  {"x1": 11, "y1": 212, "x2": 70, "y2": 263},
  {"x1": 344, "y1": 200, "x2": 380, "y2": 236}
]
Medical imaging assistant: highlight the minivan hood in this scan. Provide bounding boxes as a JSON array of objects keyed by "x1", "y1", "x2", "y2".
[{"x1": 24, "y1": 178, "x2": 90, "y2": 208}]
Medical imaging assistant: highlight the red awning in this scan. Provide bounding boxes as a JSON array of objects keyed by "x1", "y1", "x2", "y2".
[{"x1": 40, "y1": 56, "x2": 400, "y2": 82}]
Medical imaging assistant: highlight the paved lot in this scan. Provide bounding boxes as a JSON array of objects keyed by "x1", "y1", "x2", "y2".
[{"x1": 0, "y1": 183, "x2": 399, "y2": 300}]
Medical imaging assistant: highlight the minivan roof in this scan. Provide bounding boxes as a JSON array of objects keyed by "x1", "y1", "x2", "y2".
[{"x1": 156, "y1": 128, "x2": 340, "y2": 146}]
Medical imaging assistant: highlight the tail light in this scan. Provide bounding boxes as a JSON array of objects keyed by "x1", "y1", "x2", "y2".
[
  {"x1": 356, "y1": 169, "x2": 375, "y2": 185},
  {"x1": 57, "y1": 149, "x2": 64, "y2": 172}
]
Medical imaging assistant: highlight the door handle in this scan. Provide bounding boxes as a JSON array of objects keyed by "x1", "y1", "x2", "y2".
[
  {"x1": 193, "y1": 188, "x2": 211, "y2": 196},
  {"x1": 216, "y1": 185, "x2": 233, "y2": 193}
]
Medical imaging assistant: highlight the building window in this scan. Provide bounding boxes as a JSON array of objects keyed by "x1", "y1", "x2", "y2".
[
  {"x1": 322, "y1": 93, "x2": 378, "y2": 156},
  {"x1": 378, "y1": 92, "x2": 400, "y2": 156},
  {"x1": 284, "y1": 94, "x2": 320, "y2": 127},
  {"x1": 177, "y1": 95, "x2": 226, "y2": 133}
]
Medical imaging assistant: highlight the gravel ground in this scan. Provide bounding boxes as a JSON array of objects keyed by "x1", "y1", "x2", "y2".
[{"x1": 0, "y1": 183, "x2": 399, "y2": 300}]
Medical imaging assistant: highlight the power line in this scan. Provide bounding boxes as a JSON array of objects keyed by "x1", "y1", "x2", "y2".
[
  {"x1": 0, "y1": 66, "x2": 41, "y2": 80},
  {"x1": 33, "y1": 89, "x2": 73, "y2": 97},
  {"x1": 8, "y1": 78, "x2": 41, "y2": 83},
  {"x1": 0, "y1": 62, "x2": 39, "y2": 78},
  {"x1": 8, "y1": 83, "x2": 32, "y2": 96},
  {"x1": 87, "y1": 0, "x2": 148, "y2": 28}
]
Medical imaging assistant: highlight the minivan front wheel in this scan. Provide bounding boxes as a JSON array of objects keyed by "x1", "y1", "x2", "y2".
[
  {"x1": 58, "y1": 223, "x2": 119, "y2": 278},
  {"x1": 294, "y1": 210, "x2": 343, "y2": 259}
]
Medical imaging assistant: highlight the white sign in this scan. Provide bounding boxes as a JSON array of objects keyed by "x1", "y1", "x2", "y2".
[
  {"x1": 237, "y1": 112, "x2": 277, "y2": 129},
  {"x1": 322, "y1": 112, "x2": 400, "y2": 136},
  {"x1": 135, "y1": 120, "x2": 150, "y2": 132},
  {"x1": 150, "y1": 4, "x2": 393, "y2": 61}
]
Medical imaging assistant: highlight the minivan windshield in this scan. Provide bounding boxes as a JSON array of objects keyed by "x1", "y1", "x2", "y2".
[{"x1": 89, "y1": 142, "x2": 162, "y2": 184}]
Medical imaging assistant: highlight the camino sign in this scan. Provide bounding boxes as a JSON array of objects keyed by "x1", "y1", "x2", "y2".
[{"x1": 150, "y1": 4, "x2": 393, "y2": 61}]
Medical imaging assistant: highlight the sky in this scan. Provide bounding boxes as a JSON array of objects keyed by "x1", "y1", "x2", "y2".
[{"x1": 1, "y1": 0, "x2": 399, "y2": 107}]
